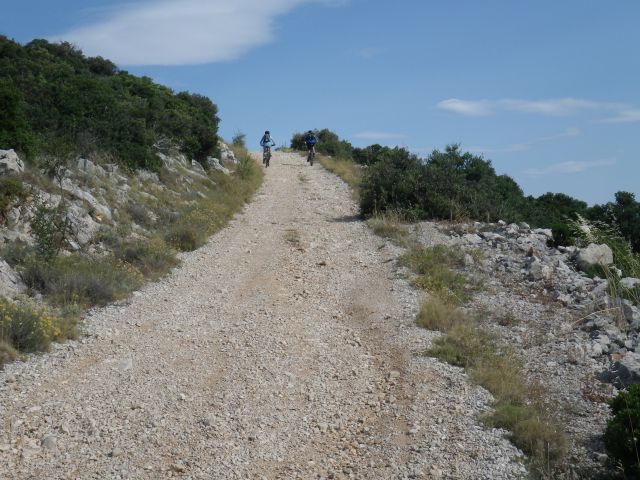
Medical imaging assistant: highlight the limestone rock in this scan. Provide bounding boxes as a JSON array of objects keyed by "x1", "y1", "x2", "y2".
[
  {"x1": 191, "y1": 159, "x2": 206, "y2": 173},
  {"x1": 621, "y1": 277, "x2": 640, "y2": 289},
  {"x1": 206, "y1": 157, "x2": 230, "y2": 175},
  {"x1": 576, "y1": 243, "x2": 613, "y2": 272},
  {"x1": 611, "y1": 351, "x2": 640, "y2": 386},
  {"x1": 76, "y1": 158, "x2": 106, "y2": 177},
  {"x1": 0, "y1": 149, "x2": 24, "y2": 175},
  {"x1": 5, "y1": 208, "x2": 20, "y2": 228},
  {"x1": 219, "y1": 142, "x2": 238, "y2": 164},
  {"x1": 0, "y1": 259, "x2": 26, "y2": 297},
  {"x1": 61, "y1": 178, "x2": 112, "y2": 221},
  {"x1": 462, "y1": 233, "x2": 482, "y2": 245}
]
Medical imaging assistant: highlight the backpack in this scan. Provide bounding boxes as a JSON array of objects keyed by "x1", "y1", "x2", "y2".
[
  {"x1": 305, "y1": 133, "x2": 317, "y2": 145},
  {"x1": 261, "y1": 134, "x2": 271, "y2": 146}
]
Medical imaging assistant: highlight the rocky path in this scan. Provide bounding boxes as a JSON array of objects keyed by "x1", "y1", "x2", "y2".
[{"x1": 0, "y1": 152, "x2": 526, "y2": 479}]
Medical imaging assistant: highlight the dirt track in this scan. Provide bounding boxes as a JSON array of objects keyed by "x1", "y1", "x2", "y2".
[{"x1": 0, "y1": 152, "x2": 526, "y2": 479}]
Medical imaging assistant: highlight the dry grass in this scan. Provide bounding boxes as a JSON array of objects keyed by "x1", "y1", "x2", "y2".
[
  {"x1": 470, "y1": 352, "x2": 525, "y2": 404},
  {"x1": 416, "y1": 297, "x2": 466, "y2": 331},
  {"x1": 426, "y1": 318, "x2": 568, "y2": 471},
  {"x1": 486, "y1": 402, "x2": 568, "y2": 470},
  {"x1": 400, "y1": 245, "x2": 471, "y2": 304},
  {"x1": 0, "y1": 340, "x2": 18, "y2": 366},
  {"x1": 318, "y1": 155, "x2": 363, "y2": 195},
  {"x1": 367, "y1": 212, "x2": 410, "y2": 246},
  {"x1": 422, "y1": 304, "x2": 567, "y2": 473}
]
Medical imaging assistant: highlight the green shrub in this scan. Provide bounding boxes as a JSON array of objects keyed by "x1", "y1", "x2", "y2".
[
  {"x1": 291, "y1": 128, "x2": 353, "y2": 159},
  {"x1": 232, "y1": 132, "x2": 246, "y2": 148},
  {"x1": 21, "y1": 255, "x2": 142, "y2": 307},
  {"x1": 0, "y1": 298, "x2": 58, "y2": 353},
  {"x1": 113, "y1": 238, "x2": 178, "y2": 279},
  {"x1": 1, "y1": 241, "x2": 31, "y2": 267},
  {"x1": 0, "y1": 297, "x2": 78, "y2": 364},
  {"x1": 400, "y1": 245, "x2": 471, "y2": 303},
  {"x1": 471, "y1": 353, "x2": 525, "y2": 404},
  {"x1": 428, "y1": 323, "x2": 495, "y2": 367},
  {"x1": 604, "y1": 384, "x2": 640, "y2": 475},
  {"x1": 360, "y1": 148, "x2": 424, "y2": 217},
  {"x1": 165, "y1": 224, "x2": 203, "y2": 251},
  {"x1": 487, "y1": 402, "x2": 567, "y2": 466},
  {"x1": 549, "y1": 222, "x2": 574, "y2": 248},
  {"x1": 0, "y1": 177, "x2": 25, "y2": 218},
  {"x1": 0, "y1": 36, "x2": 219, "y2": 170},
  {"x1": 126, "y1": 202, "x2": 153, "y2": 227},
  {"x1": 416, "y1": 297, "x2": 466, "y2": 332},
  {"x1": 30, "y1": 201, "x2": 73, "y2": 263}
]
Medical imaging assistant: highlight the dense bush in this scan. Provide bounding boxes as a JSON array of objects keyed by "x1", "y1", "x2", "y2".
[
  {"x1": 30, "y1": 202, "x2": 73, "y2": 263},
  {"x1": 290, "y1": 129, "x2": 639, "y2": 252},
  {"x1": 0, "y1": 176, "x2": 25, "y2": 219},
  {"x1": 359, "y1": 147, "x2": 423, "y2": 217},
  {"x1": 604, "y1": 384, "x2": 640, "y2": 476},
  {"x1": 590, "y1": 191, "x2": 640, "y2": 253},
  {"x1": 21, "y1": 255, "x2": 143, "y2": 307},
  {"x1": 291, "y1": 129, "x2": 353, "y2": 159},
  {"x1": 359, "y1": 144, "x2": 527, "y2": 222},
  {"x1": 358, "y1": 143, "x2": 639, "y2": 251},
  {"x1": 352, "y1": 144, "x2": 413, "y2": 166},
  {"x1": 0, "y1": 36, "x2": 219, "y2": 170},
  {"x1": 0, "y1": 297, "x2": 59, "y2": 353},
  {"x1": 112, "y1": 238, "x2": 178, "y2": 280}
]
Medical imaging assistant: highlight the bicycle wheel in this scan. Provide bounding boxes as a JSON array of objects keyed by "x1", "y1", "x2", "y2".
[{"x1": 310, "y1": 152, "x2": 314, "y2": 166}]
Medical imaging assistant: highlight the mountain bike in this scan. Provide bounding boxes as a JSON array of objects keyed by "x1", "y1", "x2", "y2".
[
  {"x1": 263, "y1": 146, "x2": 271, "y2": 167},
  {"x1": 307, "y1": 146, "x2": 315, "y2": 166}
]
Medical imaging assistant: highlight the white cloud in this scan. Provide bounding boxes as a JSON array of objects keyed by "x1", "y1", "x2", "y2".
[
  {"x1": 525, "y1": 158, "x2": 617, "y2": 176},
  {"x1": 498, "y1": 98, "x2": 602, "y2": 116},
  {"x1": 469, "y1": 127, "x2": 582, "y2": 154},
  {"x1": 436, "y1": 99, "x2": 493, "y2": 116},
  {"x1": 437, "y1": 97, "x2": 639, "y2": 122},
  {"x1": 353, "y1": 131, "x2": 407, "y2": 141},
  {"x1": 602, "y1": 109, "x2": 640, "y2": 123},
  {"x1": 51, "y1": 0, "x2": 344, "y2": 66}
]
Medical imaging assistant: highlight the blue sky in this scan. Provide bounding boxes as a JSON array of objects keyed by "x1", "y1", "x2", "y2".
[{"x1": 2, "y1": 0, "x2": 639, "y2": 204}]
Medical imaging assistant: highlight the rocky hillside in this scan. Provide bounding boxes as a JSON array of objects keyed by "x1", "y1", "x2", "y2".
[
  {"x1": 416, "y1": 219, "x2": 640, "y2": 475},
  {"x1": 0, "y1": 141, "x2": 261, "y2": 362}
]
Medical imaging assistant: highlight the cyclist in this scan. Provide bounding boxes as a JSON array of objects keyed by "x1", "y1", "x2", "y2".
[
  {"x1": 260, "y1": 130, "x2": 276, "y2": 166},
  {"x1": 304, "y1": 130, "x2": 317, "y2": 162}
]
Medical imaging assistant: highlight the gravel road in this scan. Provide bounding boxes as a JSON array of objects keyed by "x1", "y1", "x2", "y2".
[{"x1": 0, "y1": 152, "x2": 527, "y2": 479}]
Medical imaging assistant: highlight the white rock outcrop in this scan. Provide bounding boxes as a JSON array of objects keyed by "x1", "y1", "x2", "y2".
[
  {"x1": 0, "y1": 259, "x2": 26, "y2": 298},
  {"x1": 206, "y1": 157, "x2": 230, "y2": 175},
  {"x1": 576, "y1": 243, "x2": 614, "y2": 272},
  {"x1": 0, "y1": 149, "x2": 24, "y2": 175}
]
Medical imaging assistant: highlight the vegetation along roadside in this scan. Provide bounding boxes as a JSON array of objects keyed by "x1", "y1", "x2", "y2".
[{"x1": 0, "y1": 37, "x2": 263, "y2": 366}]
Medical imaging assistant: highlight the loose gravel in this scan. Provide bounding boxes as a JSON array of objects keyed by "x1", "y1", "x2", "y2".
[{"x1": 0, "y1": 152, "x2": 526, "y2": 479}]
